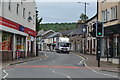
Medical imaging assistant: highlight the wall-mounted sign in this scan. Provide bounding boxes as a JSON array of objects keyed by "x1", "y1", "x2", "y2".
[
  {"x1": 0, "y1": 17, "x2": 37, "y2": 37},
  {"x1": 19, "y1": 25, "x2": 25, "y2": 32},
  {"x1": 25, "y1": 27, "x2": 36, "y2": 37},
  {"x1": 0, "y1": 17, "x2": 20, "y2": 31}
]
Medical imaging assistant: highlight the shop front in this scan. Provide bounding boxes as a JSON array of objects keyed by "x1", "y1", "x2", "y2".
[
  {"x1": 0, "y1": 17, "x2": 37, "y2": 61},
  {"x1": 2, "y1": 31, "x2": 13, "y2": 61},
  {"x1": 27, "y1": 36, "x2": 36, "y2": 57},
  {"x1": 15, "y1": 35, "x2": 26, "y2": 59},
  {"x1": 101, "y1": 24, "x2": 120, "y2": 64}
]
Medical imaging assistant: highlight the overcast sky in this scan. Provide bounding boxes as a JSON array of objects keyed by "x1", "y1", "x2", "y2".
[{"x1": 36, "y1": 1, "x2": 97, "y2": 23}]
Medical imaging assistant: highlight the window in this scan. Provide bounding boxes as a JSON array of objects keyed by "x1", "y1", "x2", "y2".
[
  {"x1": 111, "y1": 6, "x2": 117, "y2": 20},
  {"x1": 93, "y1": 39, "x2": 96, "y2": 49},
  {"x1": 16, "y1": 4, "x2": 19, "y2": 15},
  {"x1": 21, "y1": 0, "x2": 23, "y2": 4},
  {"x1": 23, "y1": 8, "x2": 25, "y2": 18},
  {"x1": 33, "y1": 15, "x2": 35, "y2": 24},
  {"x1": 8, "y1": 0, "x2": 11, "y2": 10},
  {"x1": 102, "y1": 10, "x2": 107, "y2": 22},
  {"x1": 29, "y1": 12, "x2": 31, "y2": 17},
  {"x1": 107, "y1": 9, "x2": 110, "y2": 21},
  {"x1": 0, "y1": 0, "x2": 2, "y2": 5},
  {"x1": 102, "y1": 0, "x2": 106, "y2": 3}
]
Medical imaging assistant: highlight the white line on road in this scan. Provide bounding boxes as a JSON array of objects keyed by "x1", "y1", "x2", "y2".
[
  {"x1": 21, "y1": 62, "x2": 28, "y2": 64},
  {"x1": 76, "y1": 54, "x2": 119, "y2": 78},
  {"x1": 44, "y1": 52, "x2": 47, "y2": 57},
  {"x1": 3, "y1": 70, "x2": 8, "y2": 79},
  {"x1": 78, "y1": 61, "x2": 83, "y2": 66},
  {"x1": 52, "y1": 70, "x2": 72, "y2": 80},
  {"x1": 84, "y1": 60, "x2": 119, "y2": 78}
]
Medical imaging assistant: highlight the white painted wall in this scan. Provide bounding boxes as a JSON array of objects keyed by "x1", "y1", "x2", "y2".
[
  {"x1": 2, "y1": 0, "x2": 36, "y2": 30},
  {"x1": 0, "y1": 30, "x2": 2, "y2": 51}
]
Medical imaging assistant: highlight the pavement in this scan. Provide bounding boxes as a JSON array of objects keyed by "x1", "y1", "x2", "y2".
[
  {"x1": 74, "y1": 52, "x2": 120, "y2": 74},
  {"x1": 1, "y1": 51, "x2": 47, "y2": 69}
]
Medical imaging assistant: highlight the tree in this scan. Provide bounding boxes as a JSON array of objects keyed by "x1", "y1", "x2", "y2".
[
  {"x1": 36, "y1": 9, "x2": 43, "y2": 32},
  {"x1": 79, "y1": 13, "x2": 88, "y2": 22}
]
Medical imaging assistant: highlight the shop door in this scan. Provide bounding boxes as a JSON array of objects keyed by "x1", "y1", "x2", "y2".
[
  {"x1": 109, "y1": 37, "x2": 113, "y2": 57},
  {"x1": 31, "y1": 41, "x2": 34, "y2": 53}
]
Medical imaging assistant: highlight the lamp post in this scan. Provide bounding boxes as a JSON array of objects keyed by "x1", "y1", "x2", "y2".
[{"x1": 78, "y1": 2, "x2": 89, "y2": 21}]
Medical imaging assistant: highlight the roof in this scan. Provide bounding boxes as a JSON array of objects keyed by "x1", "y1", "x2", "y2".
[
  {"x1": 68, "y1": 28, "x2": 83, "y2": 36},
  {"x1": 47, "y1": 32, "x2": 62, "y2": 38},
  {"x1": 37, "y1": 30, "x2": 55, "y2": 37},
  {"x1": 60, "y1": 29, "x2": 73, "y2": 36},
  {"x1": 86, "y1": 14, "x2": 97, "y2": 23}
]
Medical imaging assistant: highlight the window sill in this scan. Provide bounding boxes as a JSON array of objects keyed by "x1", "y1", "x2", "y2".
[{"x1": 109, "y1": 19, "x2": 118, "y2": 22}]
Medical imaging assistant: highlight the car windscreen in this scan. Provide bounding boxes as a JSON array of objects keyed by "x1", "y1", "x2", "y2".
[{"x1": 59, "y1": 43, "x2": 69, "y2": 47}]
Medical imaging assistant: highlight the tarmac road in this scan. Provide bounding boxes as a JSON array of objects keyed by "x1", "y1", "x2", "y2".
[{"x1": 2, "y1": 52, "x2": 119, "y2": 80}]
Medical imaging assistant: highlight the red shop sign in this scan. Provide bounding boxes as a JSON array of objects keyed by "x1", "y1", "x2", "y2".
[
  {"x1": 24, "y1": 27, "x2": 36, "y2": 37},
  {"x1": 0, "y1": 17, "x2": 20, "y2": 30}
]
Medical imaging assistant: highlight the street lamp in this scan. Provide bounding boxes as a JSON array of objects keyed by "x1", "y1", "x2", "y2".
[{"x1": 78, "y1": 2, "x2": 89, "y2": 21}]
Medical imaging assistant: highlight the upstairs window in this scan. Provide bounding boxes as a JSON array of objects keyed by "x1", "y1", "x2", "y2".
[
  {"x1": 23, "y1": 8, "x2": 25, "y2": 19},
  {"x1": 16, "y1": 4, "x2": 19, "y2": 15},
  {"x1": 102, "y1": 10, "x2": 107, "y2": 22},
  {"x1": 111, "y1": 6, "x2": 117, "y2": 20},
  {"x1": 0, "y1": 0, "x2": 2, "y2": 5},
  {"x1": 8, "y1": 0, "x2": 11, "y2": 11}
]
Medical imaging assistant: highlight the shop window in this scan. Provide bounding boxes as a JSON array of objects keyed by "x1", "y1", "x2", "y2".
[
  {"x1": 117, "y1": 36, "x2": 120, "y2": 57},
  {"x1": 2, "y1": 32, "x2": 12, "y2": 50},
  {"x1": 16, "y1": 36, "x2": 25, "y2": 51}
]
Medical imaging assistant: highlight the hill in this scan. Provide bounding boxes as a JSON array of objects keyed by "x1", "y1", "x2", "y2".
[{"x1": 40, "y1": 23, "x2": 77, "y2": 32}]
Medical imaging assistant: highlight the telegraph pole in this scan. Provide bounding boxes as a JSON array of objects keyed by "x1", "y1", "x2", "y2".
[{"x1": 78, "y1": 2, "x2": 89, "y2": 21}]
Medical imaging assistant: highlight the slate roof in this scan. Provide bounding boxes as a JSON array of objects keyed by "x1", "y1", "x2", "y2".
[{"x1": 47, "y1": 32, "x2": 62, "y2": 38}]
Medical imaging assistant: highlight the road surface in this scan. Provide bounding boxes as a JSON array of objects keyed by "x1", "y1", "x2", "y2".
[{"x1": 2, "y1": 52, "x2": 119, "y2": 80}]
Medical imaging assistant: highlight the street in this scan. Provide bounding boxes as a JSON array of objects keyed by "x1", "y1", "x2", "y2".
[{"x1": 2, "y1": 52, "x2": 119, "y2": 80}]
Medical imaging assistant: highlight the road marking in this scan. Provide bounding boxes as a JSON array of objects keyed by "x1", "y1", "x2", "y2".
[
  {"x1": 53, "y1": 70, "x2": 71, "y2": 80},
  {"x1": 3, "y1": 70, "x2": 8, "y2": 79},
  {"x1": 21, "y1": 62, "x2": 28, "y2": 64},
  {"x1": 44, "y1": 52, "x2": 47, "y2": 57},
  {"x1": 15, "y1": 64, "x2": 20, "y2": 65},
  {"x1": 78, "y1": 61, "x2": 83, "y2": 66},
  {"x1": 76, "y1": 54, "x2": 119, "y2": 78}
]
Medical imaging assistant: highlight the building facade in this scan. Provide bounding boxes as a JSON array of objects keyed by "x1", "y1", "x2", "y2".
[
  {"x1": 0, "y1": 0, "x2": 36, "y2": 61},
  {"x1": 86, "y1": 15, "x2": 97, "y2": 54},
  {"x1": 98, "y1": 0, "x2": 120, "y2": 64},
  {"x1": 37, "y1": 30, "x2": 55, "y2": 51}
]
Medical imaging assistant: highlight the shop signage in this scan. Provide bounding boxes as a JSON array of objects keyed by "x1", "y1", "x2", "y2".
[
  {"x1": 25, "y1": 27, "x2": 36, "y2": 37},
  {"x1": 0, "y1": 17, "x2": 20, "y2": 30},
  {"x1": 19, "y1": 25, "x2": 25, "y2": 32},
  {"x1": 0, "y1": 17, "x2": 37, "y2": 37}
]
